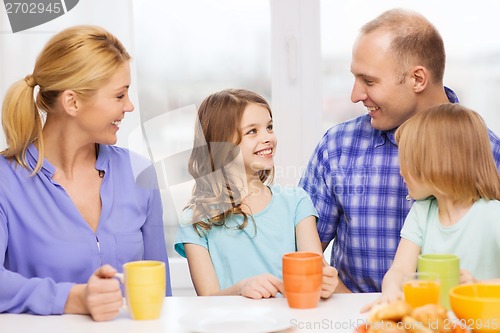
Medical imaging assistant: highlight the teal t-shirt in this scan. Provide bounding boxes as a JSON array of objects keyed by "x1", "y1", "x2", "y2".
[
  {"x1": 401, "y1": 198, "x2": 500, "y2": 280},
  {"x1": 174, "y1": 185, "x2": 318, "y2": 289}
]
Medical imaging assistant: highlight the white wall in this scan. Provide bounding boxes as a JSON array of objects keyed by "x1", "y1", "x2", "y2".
[{"x1": 0, "y1": 0, "x2": 140, "y2": 151}]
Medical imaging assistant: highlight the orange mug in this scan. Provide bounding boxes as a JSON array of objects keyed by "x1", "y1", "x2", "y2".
[{"x1": 282, "y1": 252, "x2": 322, "y2": 309}]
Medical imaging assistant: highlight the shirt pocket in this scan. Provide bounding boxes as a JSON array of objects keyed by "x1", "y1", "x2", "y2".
[{"x1": 115, "y1": 231, "x2": 144, "y2": 267}]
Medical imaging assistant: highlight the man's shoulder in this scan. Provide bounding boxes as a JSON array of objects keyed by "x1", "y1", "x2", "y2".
[
  {"x1": 319, "y1": 114, "x2": 377, "y2": 149},
  {"x1": 488, "y1": 128, "x2": 500, "y2": 145},
  {"x1": 486, "y1": 129, "x2": 500, "y2": 166}
]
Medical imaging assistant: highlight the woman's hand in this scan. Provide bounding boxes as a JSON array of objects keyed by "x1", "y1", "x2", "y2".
[
  {"x1": 460, "y1": 269, "x2": 477, "y2": 284},
  {"x1": 320, "y1": 265, "x2": 339, "y2": 298},
  {"x1": 65, "y1": 265, "x2": 123, "y2": 321},
  {"x1": 85, "y1": 265, "x2": 124, "y2": 321},
  {"x1": 237, "y1": 273, "x2": 285, "y2": 299}
]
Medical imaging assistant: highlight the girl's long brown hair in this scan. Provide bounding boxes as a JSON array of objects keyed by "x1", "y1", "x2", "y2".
[{"x1": 185, "y1": 89, "x2": 274, "y2": 234}]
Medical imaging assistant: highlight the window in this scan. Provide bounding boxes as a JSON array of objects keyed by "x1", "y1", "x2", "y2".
[{"x1": 132, "y1": 0, "x2": 271, "y2": 259}]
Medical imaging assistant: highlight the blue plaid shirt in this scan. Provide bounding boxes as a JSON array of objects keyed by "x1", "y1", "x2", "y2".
[{"x1": 299, "y1": 88, "x2": 500, "y2": 292}]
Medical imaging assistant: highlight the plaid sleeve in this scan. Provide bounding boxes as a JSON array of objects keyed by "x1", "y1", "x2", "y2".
[
  {"x1": 299, "y1": 131, "x2": 340, "y2": 244},
  {"x1": 488, "y1": 129, "x2": 500, "y2": 170}
]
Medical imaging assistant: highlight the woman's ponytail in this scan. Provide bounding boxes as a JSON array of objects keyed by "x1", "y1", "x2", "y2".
[{"x1": 1, "y1": 75, "x2": 44, "y2": 172}]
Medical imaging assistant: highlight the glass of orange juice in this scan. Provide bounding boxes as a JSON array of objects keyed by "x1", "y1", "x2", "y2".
[{"x1": 403, "y1": 272, "x2": 440, "y2": 308}]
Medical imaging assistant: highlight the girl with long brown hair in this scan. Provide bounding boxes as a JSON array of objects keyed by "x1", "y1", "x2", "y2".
[{"x1": 175, "y1": 89, "x2": 338, "y2": 298}]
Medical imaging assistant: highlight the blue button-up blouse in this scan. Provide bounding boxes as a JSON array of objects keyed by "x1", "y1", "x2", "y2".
[{"x1": 0, "y1": 144, "x2": 171, "y2": 315}]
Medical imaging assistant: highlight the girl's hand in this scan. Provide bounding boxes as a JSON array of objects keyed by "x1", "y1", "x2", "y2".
[
  {"x1": 320, "y1": 265, "x2": 339, "y2": 299},
  {"x1": 360, "y1": 290, "x2": 402, "y2": 313},
  {"x1": 460, "y1": 269, "x2": 477, "y2": 284},
  {"x1": 238, "y1": 274, "x2": 285, "y2": 299}
]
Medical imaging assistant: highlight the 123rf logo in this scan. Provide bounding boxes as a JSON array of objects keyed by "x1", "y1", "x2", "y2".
[{"x1": 3, "y1": 0, "x2": 79, "y2": 33}]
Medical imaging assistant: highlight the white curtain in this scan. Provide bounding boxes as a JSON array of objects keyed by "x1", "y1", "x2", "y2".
[{"x1": 0, "y1": 0, "x2": 139, "y2": 150}]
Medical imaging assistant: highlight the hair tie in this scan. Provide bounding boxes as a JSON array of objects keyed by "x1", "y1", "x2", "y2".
[{"x1": 24, "y1": 74, "x2": 36, "y2": 88}]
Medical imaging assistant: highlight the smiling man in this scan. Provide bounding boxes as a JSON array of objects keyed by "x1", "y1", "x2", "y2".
[{"x1": 299, "y1": 8, "x2": 500, "y2": 293}]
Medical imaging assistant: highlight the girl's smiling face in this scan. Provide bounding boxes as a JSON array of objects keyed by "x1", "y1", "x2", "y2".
[{"x1": 238, "y1": 103, "x2": 276, "y2": 178}]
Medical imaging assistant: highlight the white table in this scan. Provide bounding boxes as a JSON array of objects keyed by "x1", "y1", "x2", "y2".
[{"x1": 0, "y1": 293, "x2": 379, "y2": 333}]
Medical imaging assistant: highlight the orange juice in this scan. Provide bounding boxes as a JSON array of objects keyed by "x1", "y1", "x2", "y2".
[{"x1": 403, "y1": 279, "x2": 440, "y2": 308}]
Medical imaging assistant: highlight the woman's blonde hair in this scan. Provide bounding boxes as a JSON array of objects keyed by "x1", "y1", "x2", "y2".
[
  {"x1": 1, "y1": 25, "x2": 130, "y2": 173},
  {"x1": 396, "y1": 103, "x2": 500, "y2": 204},
  {"x1": 186, "y1": 89, "x2": 274, "y2": 233}
]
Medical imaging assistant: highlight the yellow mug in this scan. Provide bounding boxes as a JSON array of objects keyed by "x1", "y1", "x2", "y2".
[{"x1": 115, "y1": 260, "x2": 166, "y2": 320}]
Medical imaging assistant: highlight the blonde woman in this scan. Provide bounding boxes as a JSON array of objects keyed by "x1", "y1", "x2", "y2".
[{"x1": 0, "y1": 26, "x2": 170, "y2": 321}]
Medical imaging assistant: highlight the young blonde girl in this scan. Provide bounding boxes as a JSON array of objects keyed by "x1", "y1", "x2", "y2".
[
  {"x1": 175, "y1": 89, "x2": 338, "y2": 298},
  {"x1": 378, "y1": 103, "x2": 500, "y2": 304}
]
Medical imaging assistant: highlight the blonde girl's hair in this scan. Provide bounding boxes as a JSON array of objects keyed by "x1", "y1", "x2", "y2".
[
  {"x1": 1, "y1": 25, "x2": 130, "y2": 173},
  {"x1": 186, "y1": 89, "x2": 274, "y2": 233},
  {"x1": 395, "y1": 103, "x2": 500, "y2": 204}
]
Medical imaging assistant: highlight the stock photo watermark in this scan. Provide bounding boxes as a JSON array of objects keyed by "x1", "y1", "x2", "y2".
[
  {"x1": 289, "y1": 318, "x2": 500, "y2": 331},
  {"x1": 290, "y1": 318, "x2": 366, "y2": 331},
  {"x1": 3, "y1": 0, "x2": 79, "y2": 33}
]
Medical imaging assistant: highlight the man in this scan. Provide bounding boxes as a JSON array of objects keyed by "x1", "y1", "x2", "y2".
[{"x1": 299, "y1": 8, "x2": 500, "y2": 293}]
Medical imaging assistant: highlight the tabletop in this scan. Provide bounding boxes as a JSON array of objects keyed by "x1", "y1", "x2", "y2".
[{"x1": 0, "y1": 293, "x2": 380, "y2": 333}]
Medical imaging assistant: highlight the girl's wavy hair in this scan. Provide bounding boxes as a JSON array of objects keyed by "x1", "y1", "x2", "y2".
[{"x1": 185, "y1": 89, "x2": 274, "y2": 234}]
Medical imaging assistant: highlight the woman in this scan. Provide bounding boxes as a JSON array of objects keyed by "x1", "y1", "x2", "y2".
[
  {"x1": 175, "y1": 89, "x2": 338, "y2": 298},
  {"x1": 0, "y1": 25, "x2": 171, "y2": 321}
]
